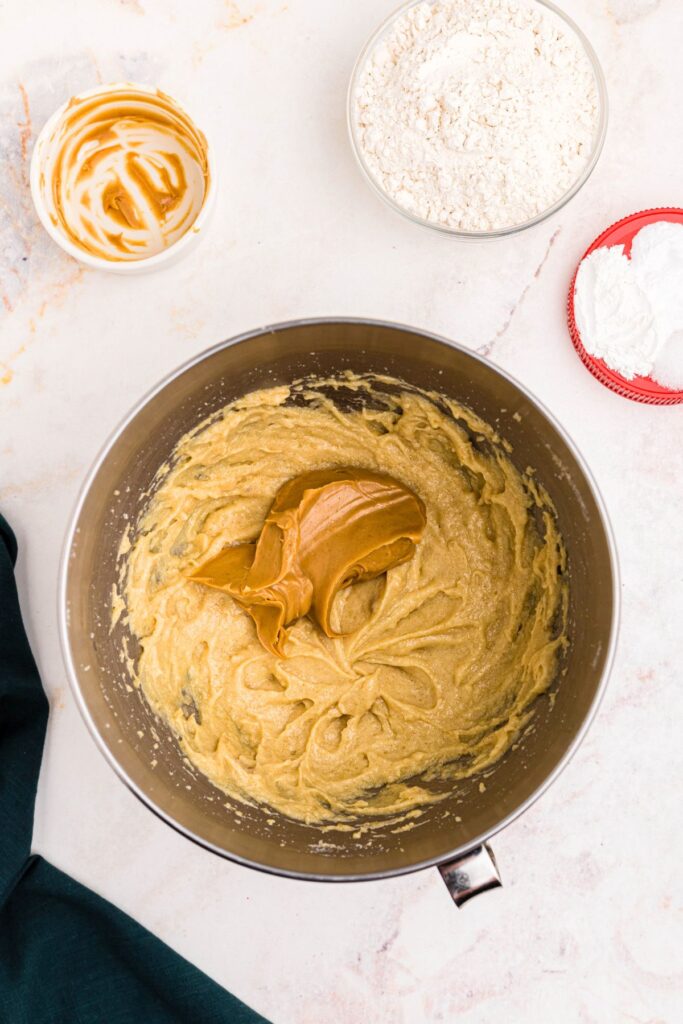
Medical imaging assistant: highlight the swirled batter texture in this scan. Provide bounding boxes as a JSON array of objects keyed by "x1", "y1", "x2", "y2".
[
  {"x1": 42, "y1": 86, "x2": 209, "y2": 260},
  {"x1": 123, "y1": 378, "x2": 568, "y2": 824}
]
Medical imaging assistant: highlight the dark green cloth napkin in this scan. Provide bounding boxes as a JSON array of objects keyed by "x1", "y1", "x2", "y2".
[{"x1": 0, "y1": 515, "x2": 270, "y2": 1024}]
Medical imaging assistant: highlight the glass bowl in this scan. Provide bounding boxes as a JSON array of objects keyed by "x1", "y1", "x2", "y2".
[{"x1": 347, "y1": 0, "x2": 609, "y2": 240}]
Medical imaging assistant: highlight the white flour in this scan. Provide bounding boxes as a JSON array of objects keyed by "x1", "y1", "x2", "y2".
[
  {"x1": 574, "y1": 221, "x2": 683, "y2": 388},
  {"x1": 354, "y1": 0, "x2": 599, "y2": 231}
]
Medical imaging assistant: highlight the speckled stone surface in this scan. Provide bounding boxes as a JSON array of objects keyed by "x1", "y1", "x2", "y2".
[{"x1": 1, "y1": 2, "x2": 681, "y2": 1021}]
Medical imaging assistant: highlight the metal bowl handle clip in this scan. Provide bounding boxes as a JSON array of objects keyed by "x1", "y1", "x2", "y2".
[{"x1": 438, "y1": 843, "x2": 502, "y2": 907}]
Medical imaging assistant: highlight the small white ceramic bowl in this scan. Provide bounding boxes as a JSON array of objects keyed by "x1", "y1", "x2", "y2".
[{"x1": 30, "y1": 81, "x2": 217, "y2": 275}]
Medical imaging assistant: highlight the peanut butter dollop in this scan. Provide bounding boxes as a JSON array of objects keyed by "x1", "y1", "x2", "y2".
[{"x1": 189, "y1": 468, "x2": 426, "y2": 656}]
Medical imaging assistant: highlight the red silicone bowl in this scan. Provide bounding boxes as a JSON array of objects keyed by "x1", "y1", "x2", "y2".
[{"x1": 568, "y1": 208, "x2": 683, "y2": 405}]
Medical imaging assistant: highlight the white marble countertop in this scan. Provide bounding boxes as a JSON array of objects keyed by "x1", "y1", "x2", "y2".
[{"x1": 1, "y1": 1, "x2": 682, "y2": 1021}]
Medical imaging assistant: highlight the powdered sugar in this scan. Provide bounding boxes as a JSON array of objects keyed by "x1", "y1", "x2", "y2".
[
  {"x1": 574, "y1": 221, "x2": 683, "y2": 388},
  {"x1": 574, "y1": 246, "x2": 658, "y2": 380},
  {"x1": 353, "y1": 0, "x2": 601, "y2": 232},
  {"x1": 653, "y1": 330, "x2": 683, "y2": 390}
]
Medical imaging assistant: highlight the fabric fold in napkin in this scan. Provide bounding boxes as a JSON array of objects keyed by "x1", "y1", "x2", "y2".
[{"x1": 0, "y1": 514, "x2": 269, "y2": 1024}]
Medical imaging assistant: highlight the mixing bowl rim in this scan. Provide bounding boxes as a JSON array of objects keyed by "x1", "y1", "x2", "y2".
[{"x1": 58, "y1": 317, "x2": 620, "y2": 882}]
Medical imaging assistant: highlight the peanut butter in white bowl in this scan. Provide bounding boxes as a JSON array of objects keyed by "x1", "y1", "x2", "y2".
[{"x1": 30, "y1": 82, "x2": 214, "y2": 273}]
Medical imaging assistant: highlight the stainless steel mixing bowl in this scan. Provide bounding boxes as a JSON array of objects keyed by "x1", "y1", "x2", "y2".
[{"x1": 60, "y1": 319, "x2": 619, "y2": 902}]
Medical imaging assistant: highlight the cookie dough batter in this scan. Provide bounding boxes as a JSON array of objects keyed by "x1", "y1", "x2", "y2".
[{"x1": 123, "y1": 376, "x2": 568, "y2": 824}]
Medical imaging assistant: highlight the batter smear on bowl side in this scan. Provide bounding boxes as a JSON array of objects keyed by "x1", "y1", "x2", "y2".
[{"x1": 121, "y1": 375, "x2": 569, "y2": 825}]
